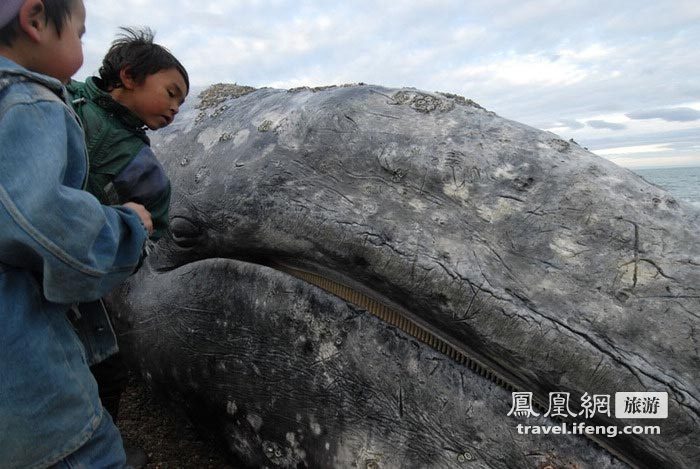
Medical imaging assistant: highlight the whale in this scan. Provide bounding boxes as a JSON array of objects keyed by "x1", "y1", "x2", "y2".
[{"x1": 107, "y1": 83, "x2": 699, "y2": 468}]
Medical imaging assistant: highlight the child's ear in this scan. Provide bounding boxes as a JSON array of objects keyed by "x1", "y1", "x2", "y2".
[
  {"x1": 119, "y1": 67, "x2": 137, "y2": 90},
  {"x1": 18, "y1": 0, "x2": 47, "y2": 43}
]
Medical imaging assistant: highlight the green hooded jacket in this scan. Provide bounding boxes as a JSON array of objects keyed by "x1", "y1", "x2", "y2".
[{"x1": 67, "y1": 77, "x2": 171, "y2": 239}]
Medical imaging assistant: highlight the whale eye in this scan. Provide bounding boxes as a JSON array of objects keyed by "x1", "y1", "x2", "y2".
[{"x1": 170, "y1": 216, "x2": 202, "y2": 247}]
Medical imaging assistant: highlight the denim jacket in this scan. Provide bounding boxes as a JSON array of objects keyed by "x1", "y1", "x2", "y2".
[{"x1": 0, "y1": 57, "x2": 148, "y2": 468}]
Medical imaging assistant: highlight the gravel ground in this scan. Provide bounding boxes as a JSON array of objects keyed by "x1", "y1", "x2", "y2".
[{"x1": 117, "y1": 376, "x2": 235, "y2": 468}]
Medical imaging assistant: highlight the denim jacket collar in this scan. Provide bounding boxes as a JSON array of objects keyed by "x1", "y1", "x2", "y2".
[{"x1": 0, "y1": 55, "x2": 66, "y2": 101}]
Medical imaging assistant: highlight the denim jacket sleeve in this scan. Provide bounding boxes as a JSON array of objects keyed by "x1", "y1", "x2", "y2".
[{"x1": 0, "y1": 94, "x2": 148, "y2": 305}]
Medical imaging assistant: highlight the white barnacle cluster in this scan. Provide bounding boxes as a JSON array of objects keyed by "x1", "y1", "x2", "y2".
[{"x1": 392, "y1": 90, "x2": 455, "y2": 113}]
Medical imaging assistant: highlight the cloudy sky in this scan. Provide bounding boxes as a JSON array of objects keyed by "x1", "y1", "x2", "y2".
[{"x1": 77, "y1": 0, "x2": 700, "y2": 169}]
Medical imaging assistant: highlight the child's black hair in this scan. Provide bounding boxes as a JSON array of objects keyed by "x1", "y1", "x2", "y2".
[
  {"x1": 0, "y1": 0, "x2": 78, "y2": 46},
  {"x1": 98, "y1": 27, "x2": 189, "y2": 93}
]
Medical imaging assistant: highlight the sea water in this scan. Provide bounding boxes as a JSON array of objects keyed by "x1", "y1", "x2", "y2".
[{"x1": 633, "y1": 166, "x2": 700, "y2": 208}]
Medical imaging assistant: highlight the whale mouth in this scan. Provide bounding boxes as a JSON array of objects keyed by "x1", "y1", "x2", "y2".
[{"x1": 160, "y1": 218, "x2": 522, "y2": 393}]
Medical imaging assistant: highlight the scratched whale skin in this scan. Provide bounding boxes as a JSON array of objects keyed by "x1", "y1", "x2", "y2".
[{"x1": 106, "y1": 83, "x2": 699, "y2": 468}]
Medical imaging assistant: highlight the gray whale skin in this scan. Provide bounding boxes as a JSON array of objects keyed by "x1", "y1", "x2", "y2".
[{"x1": 107, "y1": 83, "x2": 700, "y2": 469}]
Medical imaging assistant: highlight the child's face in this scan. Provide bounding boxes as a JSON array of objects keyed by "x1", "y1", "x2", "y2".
[
  {"x1": 37, "y1": 0, "x2": 86, "y2": 83},
  {"x1": 124, "y1": 68, "x2": 188, "y2": 130}
]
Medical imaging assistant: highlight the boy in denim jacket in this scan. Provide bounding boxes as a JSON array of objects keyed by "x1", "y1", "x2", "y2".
[
  {"x1": 0, "y1": 1, "x2": 153, "y2": 467},
  {"x1": 67, "y1": 28, "x2": 188, "y2": 464}
]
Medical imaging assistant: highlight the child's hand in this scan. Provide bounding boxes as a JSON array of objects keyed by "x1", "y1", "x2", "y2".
[{"x1": 123, "y1": 202, "x2": 154, "y2": 235}]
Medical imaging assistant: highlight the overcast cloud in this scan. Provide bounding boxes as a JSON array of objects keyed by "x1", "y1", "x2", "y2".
[
  {"x1": 78, "y1": 0, "x2": 700, "y2": 168},
  {"x1": 586, "y1": 120, "x2": 627, "y2": 131},
  {"x1": 626, "y1": 107, "x2": 700, "y2": 122}
]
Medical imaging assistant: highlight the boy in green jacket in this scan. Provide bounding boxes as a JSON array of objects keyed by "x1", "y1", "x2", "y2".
[
  {"x1": 69, "y1": 27, "x2": 187, "y2": 239},
  {"x1": 67, "y1": 27, "x2": 189, "y2": 465}
]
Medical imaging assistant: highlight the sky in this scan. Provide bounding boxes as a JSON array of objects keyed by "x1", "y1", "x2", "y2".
[{"x1": 77, "y1": 0, "x2": 700, "y2": 169}]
